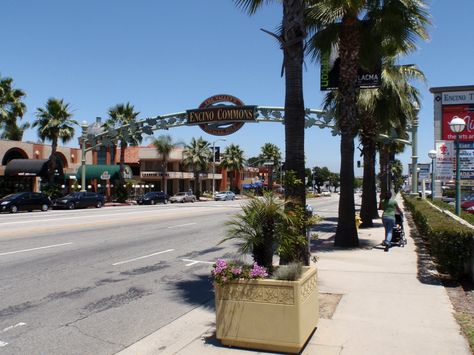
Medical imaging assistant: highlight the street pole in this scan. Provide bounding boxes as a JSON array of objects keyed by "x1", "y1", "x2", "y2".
[
  {"x1": 212, "y1": 138, "x2": 226, "y2": 196},
  {"x1": 80, "y1": 121, "x2": 88, "y2": 192},
  {"x1": 449, "y1": 116, "x2": 466, "y2": 216},
  {"x1": 411, "y1": 117, "x2": 419, "y2": 195},
  {"x1": 428, "y1": 149, "x2": 437, "y2": 201}
]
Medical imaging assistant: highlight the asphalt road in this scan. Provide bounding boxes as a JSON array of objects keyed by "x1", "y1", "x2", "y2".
[{"x1": 0, "y1": 196, "x2": 340, "y2": 355}]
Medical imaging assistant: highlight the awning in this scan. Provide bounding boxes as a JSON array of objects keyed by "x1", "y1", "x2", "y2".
[
  {"x1": 242, "y1": 181, "x2": 263, "y2": 189},
  {"x1": 5, "y1": 159, "x2": 51, "y2": 177},
  {"x1": 76, "y1": 165, "x2": 132, "y2": 181}
]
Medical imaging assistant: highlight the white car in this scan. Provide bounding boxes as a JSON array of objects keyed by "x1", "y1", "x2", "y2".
[
  {"x1": 321, "y1": 191, "x2": 331, "y2": 197},
  {"x1": 170, "y1": 191, "x2": 196, "y2": 203},
  {"x1": 214, "y1": 191, "x2": 235, "y2": 201}
]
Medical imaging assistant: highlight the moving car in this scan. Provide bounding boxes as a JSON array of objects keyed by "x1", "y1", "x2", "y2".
[
  {"x1": 0, "y1": 192, "x2": 51, "y2": 213},
  {"x1": 169, "y1": 191, "x2": 196, "y2": 203},
  {"x1": 214, "y1": 191, "x2": 235, "y2": 201},
  {"x1": 137, "y1": 191, "x2": 169, "y2": 205},
  {"x1": 53, "y1": 192, "x2": 105, "y2": 209}
]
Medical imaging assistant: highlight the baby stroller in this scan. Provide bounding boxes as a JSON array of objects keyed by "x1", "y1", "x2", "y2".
[{"x1": 391, "y1": 213, "x2": 407, "y2": 247}]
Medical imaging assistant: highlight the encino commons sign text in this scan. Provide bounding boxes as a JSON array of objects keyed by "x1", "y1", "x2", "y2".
[{"x1": 187, "y1": 106, "x2": 256, "y2": 125}]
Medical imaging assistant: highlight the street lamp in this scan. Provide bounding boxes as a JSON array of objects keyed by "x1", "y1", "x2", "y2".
[
  {"x1": 449, "y1": 116, "x2": 466, "y2": 216},
  {"x1": 411, "y1": 102, "x2": 419, "y2": 195},
  {"x1": 212, "y1": 138, "x2": 226, "y2": 196},
  {"x1": 80, "y1": 121, "x2": 88, "y2": 192},
  {"x1": 428, "y1": 149, "x2": 437, "y2": 201}
]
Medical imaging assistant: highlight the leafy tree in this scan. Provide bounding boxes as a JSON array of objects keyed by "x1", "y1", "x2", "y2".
[
  {"x1": 258, "y1": 143, "x2": 282, "y2": 190},
  {"x1": 354, "y1": 177, "x2": 363, "y2": 190},
  {"x1": 0, "y1": 75, "x2": 28, "y2": 140},
  {"x1": 391, "y1": 159, "x2": 404, "y2": 193},
  {"x1": 104, "y1": 103, "x2": 142, "y2": 186},
  {"x1": 312, "y1": 166, "x2": 331, "y2": 193},
  {"x1": 152, "y1": 135, "x2": 182, "y2": 194},
  {"x1": 182, "y1": 137, "x2": 211, "y2": 199},
  {"x1": 33, "y1": 98, "x2": 77, "y2": 183},
  {"x1": 305, "y1": 168, "x2": 312, "y2": 187},
  {"x1": 220, "y1": 144, "x2": 246, "y2": 192},
  {"x1": 328, "y1": 172, "x2": 340, "y2": 192}
]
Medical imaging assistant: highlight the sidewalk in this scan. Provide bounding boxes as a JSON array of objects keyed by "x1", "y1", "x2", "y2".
[{"x1": 116, "y1": 200, "x2": 471, "y2": 355}]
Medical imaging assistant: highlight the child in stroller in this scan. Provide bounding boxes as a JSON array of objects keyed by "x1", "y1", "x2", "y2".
[{"x1": 390, "y1": 213, "x2": 407, "y2": 247}]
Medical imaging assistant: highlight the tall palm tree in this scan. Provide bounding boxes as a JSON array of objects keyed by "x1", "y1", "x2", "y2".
[
  {"x1": 182, "y1": 137, "x2": 211, "y2": 199},
  {"x1": 104, "y1": 103, "x2": 141, "y2": 183},
  {"x1": 234, "y1": 0, "x2": 307, "y2": 209},
  {"x1": 0, "y1": 75, "x2": 27, "y2": 140},
  {"x1": 220, "y1": 144, "x2": 246, "y2": 192},
  {"x1": 33, "y1": 98, "x2": 77, "y2": 183},
  {"x1": 152, "y1": 135, "x2": 182, "y2": 194},
  {"x1": 308, "y1": 0, "x2": 429, "y2": 246},
  {"x1": 259, "y1": 143, "x2": 282, "y2": 190}
]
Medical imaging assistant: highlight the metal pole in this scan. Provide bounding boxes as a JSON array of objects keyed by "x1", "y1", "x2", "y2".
[
  {"x1": 80, "y1": 122, "x2": 88, "y2": 192},
  {"x1": 212, "y1": 141, "x2": 216, "y2": 196},
  {"x1": 411, "y1": 118, "x2": 418, "y2": 195},
  {"x1": 431, "y1": 158, "x2": 435, "y2": 201},
  {"x1": 455, "y1": 134, "x2": 461, "y2": 216}
]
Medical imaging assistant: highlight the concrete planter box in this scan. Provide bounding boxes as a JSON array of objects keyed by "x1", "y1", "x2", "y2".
[{"x1": 215, "y1": 266, "x2": 318, "y2": 354}]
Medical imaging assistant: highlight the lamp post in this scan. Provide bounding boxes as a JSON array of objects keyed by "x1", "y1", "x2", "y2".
[
  {"x1": 449, "y1": 116, "x2": 466, "y2": 216},
  {"x1": 428, "y1": 149, "x2": 437, "y2": 201},
  {"x1": 411, "y1": 102, "x2": 419, "y2": 195},
  {"x1": 80, "y1": 121, "x2": 88, "y2": 192},
  {"x1": 212, "y1": 138, "x2": 226, "y2": 196}
]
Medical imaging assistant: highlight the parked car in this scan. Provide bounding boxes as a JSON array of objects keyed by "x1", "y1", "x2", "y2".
[
  {"x1": 214, "y1": 191, "x2": 235, "y2": 201},
  {"x1": 169, "y1": 191, "x2": 196, "y2": 203},
  {"x1": 461, "y1": 200, "x2": 474, "y2": 214},
  {"x1": 0, "y1": 192, "x2": 51, "y2": 213},
  {"x1": 137, "y1": 191, "x2": 169, "y2": 205},
  {"x1": 321, "y1": 191, "x2": 331, "y2": 197},
  {"x1": 53, "y1": 192, "x2": 105, "y2": 209}
]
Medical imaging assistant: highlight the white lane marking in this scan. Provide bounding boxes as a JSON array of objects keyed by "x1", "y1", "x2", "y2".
[
  {"x1": 0, "y1": 243, "x2": 73, "y2": 257},
  {"x1": 0, "y1": 340, "x2": 8, "y2": 347},
  {"x1": 2, "y1": 323, "x2": 26, "y2": 333},
  {"x1": 112, "y1": 249, "x2": 174, "y2": 266},
  {"x1": 182, "y1": 259, "x2": 214, "y2": 267},
  {"x1": 167, "y1": 223, "x2": 197, "y2": 229}
]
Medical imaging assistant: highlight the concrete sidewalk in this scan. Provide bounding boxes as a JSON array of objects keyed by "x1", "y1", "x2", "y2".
[{"x1": 116, "y1": 201, "x2": 471, "y2": 355}]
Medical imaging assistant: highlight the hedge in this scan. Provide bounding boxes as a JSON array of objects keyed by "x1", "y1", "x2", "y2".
[{"x1": 403, "y1": 195, "x2": 473, "y2": 280}]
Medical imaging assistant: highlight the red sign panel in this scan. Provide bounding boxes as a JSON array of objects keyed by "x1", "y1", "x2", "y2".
[{"x1": 441, "y1": 104, "x2": 474, "y2": 141}]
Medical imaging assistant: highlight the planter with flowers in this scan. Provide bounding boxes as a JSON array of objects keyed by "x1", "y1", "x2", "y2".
[{"x1": 213, "y1": 190, "x2": 319, "y2": 354}]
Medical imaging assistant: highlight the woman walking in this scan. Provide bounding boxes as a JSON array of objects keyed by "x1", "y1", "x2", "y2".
[{"x1": 379, "y1": 192, "x2": 403, "y2": 252}]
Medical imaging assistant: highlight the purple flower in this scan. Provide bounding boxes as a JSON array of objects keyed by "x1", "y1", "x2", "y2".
[
  {"x1": 231, "y1": 267, "x2": 242, "y2": 275},
  {"x1": 250, "y1": 263, "x2": 268, "y2": 278}
]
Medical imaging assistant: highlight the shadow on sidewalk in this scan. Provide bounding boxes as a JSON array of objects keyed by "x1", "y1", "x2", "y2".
[{"x1": 172, "y1": 274, "x2": 215, "y2": 310}]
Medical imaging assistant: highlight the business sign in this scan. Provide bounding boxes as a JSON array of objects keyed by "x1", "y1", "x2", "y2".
[
  {"x1": 441, "y1": 91, "x2": 474, "y2": 105},
  {"x1": 408, "y1": 163, "x2": 431, "y2": 181},
  {"x1": 100, "y1": 171, "x2": 110, "y2": 180},
  {"x1": 441, "y1": 104, "x2": 474, "y2": 141},
  {"x1": 435, "y1": 140, "x2": 454, "y2": 181},
  {"x1": 320, "y1": 48, "x2": 381, "y2": 91},
  {"x1": 186, "y1": 95, "x2": 257, "y2": 136}
]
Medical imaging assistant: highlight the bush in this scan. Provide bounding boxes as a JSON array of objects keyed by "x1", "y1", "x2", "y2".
[{"x1": 403, "y1": 195, "x2": 473, "y2": 279}]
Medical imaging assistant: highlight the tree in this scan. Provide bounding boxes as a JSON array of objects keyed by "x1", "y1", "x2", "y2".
[
  {"x1": 152, "y1": 135, "x2": 182, "y2": 194},
  {"x1": 312, "y1": 166, "x2": 331, "y2": 193},
  {"x1": 182, "y1": 137, "x2": 211, "y2": 199},
  {"x1": 308, "y1": 0, "x2": 429, "y2": 246},
  {"x1": 104, "y1": 103, "x2": 141, "y2": 184},
  {"x1": 328, "y1": 172, "x2": 340, "y2": 192},
  {"x1": 259, "y1": 143, "x2": 282, "y2": 190},
  {"x1": 220, "y1": 144, "x2": 246, "y2": 192},
  {"x1": 0, "y1": 75, "x2": 28, "y2": 140},
  {"x1": 33, "y1": 98, "x2": 77, "y2": 183}
]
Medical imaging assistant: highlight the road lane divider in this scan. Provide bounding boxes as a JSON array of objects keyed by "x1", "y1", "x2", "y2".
[
  {"x1": 112, "y1": 249, "x2": 175, "y2": 266},
  {"x1": 167, "y1": 223, "x2": 197, "y2": 229},
  {"x1": 0, "y1": 243, "x2": 73, "y2": 257},
  {"x1": 182, "y1": 259, "x2": 214, "y2": 267},
  {"x1": 2, "y1": 323, "x2": 26, "y2": 333}
]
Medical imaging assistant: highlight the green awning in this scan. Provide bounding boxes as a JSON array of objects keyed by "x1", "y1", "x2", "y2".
[{"x1": 76, "y1": 165, "x2": 132, "y2": 180}]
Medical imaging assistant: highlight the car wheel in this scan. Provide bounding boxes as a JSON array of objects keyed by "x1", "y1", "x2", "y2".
[
  {"x1": 192, "y1": 198, "x2": 195, "y2": 203},
  {"x1": 41, "y1": 204, "x2": 49, "y2": 212},
  {"x1": 181, "y1": 199, "x2": 185, "y2": 203},
  {"x1": 96, "y1": 201, "x2": 103, "y2": 208},
  {"x1": 10, "y1": 205, "x2": 18, "y2": 213},
  {"x1": 164, "y1": 199, "x2": 168, "y2": 204},
  {"x1": 68, "y1": 202, "x2": 75, "y2": 210},
  {"x1": 151, "y1": 200, "x2": 156, "y2": 205}
]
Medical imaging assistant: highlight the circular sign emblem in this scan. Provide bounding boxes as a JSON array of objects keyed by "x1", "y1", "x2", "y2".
[{"x1": 192, "y1": 94, "x2": 255, "y2": 136}]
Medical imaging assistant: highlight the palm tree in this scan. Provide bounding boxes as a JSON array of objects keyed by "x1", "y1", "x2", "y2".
[
  {"x1": 104, "y1": 103, "x2": 141, "y2": 183},
  {"x1": 234, "y1": 0, "x2": 307, "y2": 209},
  {"x1": 182, "y1": 137, "x2": 212, "y2": 199},
  {"x1": 152, "y1": 135, "x2": 182, "y2": 194},
  {"x1": 220, "y1": 144, "x2": 246, "y2": 192},
  {"x1": 0, "y1": 75, "x2": 27, "y2": 140},
  {"x1": 259, "y1": 143, "x2": 282, "y2": 190},
  {"x1": 308, "y1": 0, "x2": 429, "y2": 246},
  {"x1": 33, "y1": 98, "x2": 77, "y2": 183}
]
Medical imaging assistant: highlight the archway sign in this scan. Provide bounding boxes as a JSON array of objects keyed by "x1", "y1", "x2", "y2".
[{"x1": 82, "y1": 94, "x2": 337, "y2": 148}]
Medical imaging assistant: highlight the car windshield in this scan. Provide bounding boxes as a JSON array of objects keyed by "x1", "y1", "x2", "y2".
[
  {"x1": 2, "y1": 193, "x2": 23, "y2": 200},
  {"x1": 64, "y1": 193, "x2": 82, "y2": 198},
  {"x1": 175, "y1": 192, "x2": 185, "y2": 196},
  {"x1": 143, "y1": 192, "x2": 156, "y2": 198}
]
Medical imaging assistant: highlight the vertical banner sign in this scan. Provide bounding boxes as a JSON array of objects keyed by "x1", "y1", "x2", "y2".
[{"x1": 435, "y1": 140, "x2": 454, "y2": 181}]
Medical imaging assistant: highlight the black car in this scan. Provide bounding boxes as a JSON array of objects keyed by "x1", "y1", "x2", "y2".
[
  {"x1": 137, "y1": 191, "x2": 169, "y2": 205},
  {"x1": 0, "y1": 192, "x2": 51, "y2": 213},
  {"x1": 53, "y1": 192, "x2": 105, "y2": 209}
]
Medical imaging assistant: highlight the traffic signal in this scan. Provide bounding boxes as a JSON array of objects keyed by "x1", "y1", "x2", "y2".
[
  {"x1": 214, "y1": 146, "x2": 220, "y2": 162},
  {"x1": 357, "y1": 160, "x2": 361, "y2": 168}
]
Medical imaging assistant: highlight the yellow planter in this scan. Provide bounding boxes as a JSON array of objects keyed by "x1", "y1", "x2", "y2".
[{"x1": 215, "y1": 266, "x2": 318, "y2": 354}]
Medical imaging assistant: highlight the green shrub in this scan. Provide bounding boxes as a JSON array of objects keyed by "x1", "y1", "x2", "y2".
[
  {"x1": 272, "y1": 262, "x2": 303, "y2": 281},
  {"x1": 403, "y1": 195, "x2": 473, "y2": 280}
]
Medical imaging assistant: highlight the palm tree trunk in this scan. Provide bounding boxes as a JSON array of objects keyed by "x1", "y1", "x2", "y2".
[
  {"x1": 48, "y1": 138, "x2": 58, "y2": 183},
  {"x1": 335, "y1": 14, "x2": 360, "y2": 247},
  {"x1": 120, "y1": 141, "x2": 126, "y2": 184},
  {"x1": 379, "y1": 147, "x2": 390, "y2": 199},
  {"x1": 162, "y1": 157, "x2": 168, "y2": 194},
  {"x1": 360, "y1": 142, "x2": 379, "y2": 227}
]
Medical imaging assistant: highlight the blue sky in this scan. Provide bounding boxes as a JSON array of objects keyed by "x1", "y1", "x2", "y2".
[{"x1": 2, "y1": 0, "x2": 473, "y2": 173}]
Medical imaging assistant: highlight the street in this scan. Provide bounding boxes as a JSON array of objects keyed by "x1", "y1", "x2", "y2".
[{"x1": 0, "y1": 196, "x2": 340, "y2": 355}]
